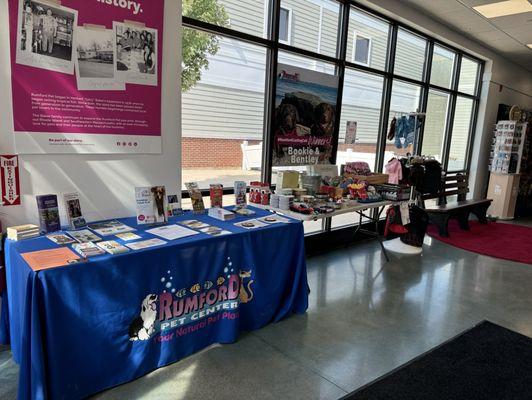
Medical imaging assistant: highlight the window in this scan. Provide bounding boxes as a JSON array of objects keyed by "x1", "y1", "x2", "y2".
[
  {"x1": 352, "y1": 33, "x2": 371, "y2": 65},
  {"x1": 394, "y1": 28, "x2": 427, "y2": 80},
  {"x1": 431, "y1": 45, "x2": 456, "y2": 89},
  {"x1": 183, "y1": 1, "x2": 484, "y2": 235},
  {"x1": 347, "y1": 7, "x2": 389, "y2": 71},
  {"x1": 458, "y1": 57, "x2": 480, "y2": 95},
  {"x1": 181, "y1": 28, "x2": 266, "y2": 189},
  {"x1": 386, "y1": 80, "x2": 423, "y2": 161},
  {"x1": 279, "y1": 7, "x2": 291, "y2": 44},
  {"x1": 448, "y1": 97, "x2": 474, "y2": 171},
  {"x1": 422, "y1": 90, "x2": 450, "y2": 162},
  {"x1": 183, "y1": 0, "x2": 268, "y2": 39},
  {"x1": 278, "y1": 0, "x2": 340, "y2": 57}
]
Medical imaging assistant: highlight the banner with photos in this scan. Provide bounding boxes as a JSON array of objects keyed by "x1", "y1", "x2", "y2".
[
  {"x1": 273, "y1": 63, "x2": 339, "y2": 166},
  {"x1": 8, "y1": 0, "x2": 163, "y2": 154}
]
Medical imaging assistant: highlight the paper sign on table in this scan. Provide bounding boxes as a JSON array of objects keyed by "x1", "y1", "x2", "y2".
[{"x1": 22, "y1": 248, "x2": 80, "y2": 271}]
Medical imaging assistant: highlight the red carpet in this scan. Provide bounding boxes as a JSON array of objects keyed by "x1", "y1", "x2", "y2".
[{"x1": 427, "y1": 220, "x2": 532, "y2": 265}]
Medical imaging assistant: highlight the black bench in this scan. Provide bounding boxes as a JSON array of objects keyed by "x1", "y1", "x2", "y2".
[{"x1": 421, "y1": 172, "x2": 492, "y2": 237}]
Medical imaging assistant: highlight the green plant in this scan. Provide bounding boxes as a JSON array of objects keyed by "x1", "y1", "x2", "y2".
[{"x1": 182, "y1": 0, "x2": 229, "y2": 92}]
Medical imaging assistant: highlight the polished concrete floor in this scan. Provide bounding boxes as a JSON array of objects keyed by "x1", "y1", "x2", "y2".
[{"x1": 1, "y1": 233, "x2": 531, "y2": 399}]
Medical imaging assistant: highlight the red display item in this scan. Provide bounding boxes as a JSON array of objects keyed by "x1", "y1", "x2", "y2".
[{"x1": 290, "y1": 203, "x2": 314, "y2": 214}]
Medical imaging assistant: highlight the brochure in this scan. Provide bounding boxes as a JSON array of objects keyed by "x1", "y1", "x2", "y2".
[
  {"x1": 67, "y1": 229, "x2": 101, "y2": 243},
  {"x1": 96, "y1": 240, "x2": 130, "y2": 255},
  {"x1": 115, "y1": 232, "x2": 142, "y2": 241},
  {"x1": 47, "y1": 233, "x2": 76, "y2": 245},
  {"x1": 63, "y1": 192, "x2": 86, "y2": 229},
  {"x1": 135, "y1": 186, "x2": 168, "y2": 225},
  {"x1": 180, "y1": 220, "x2": 210, "y2": 229},
  {"x1": 210, "y1": 184, "x2": 223, "y2": 208},
  {"x1": 167, "y1": 194, "x2": 182, "y2": 217},
  {"x1": 72, "y1": 242, "x2": 106, "y2": 258},
  {"x1": 185, "y1": 182, "x2": 205, "y2": 214},
  {"x1": 88, "y1": 220, "x2": 135, "y2": 236},
  {"x1": 146, "y1": 225, "x2": 199, "y2": 241},
  {"x1": 126, "y1": 238, "x2": 167, "y2": 250},
  {"x1": 257, "y1": 215, "x2": 291, "y2": 224},
  {"x1": 234, "y1": 219, "x2": 268, "y2": 230},
  {"x1": 36, "y1": 194, "x2": 60, "y2": 234},
  {"x1": 234, "y1": 181, "x2": 247, "y2": 208}
]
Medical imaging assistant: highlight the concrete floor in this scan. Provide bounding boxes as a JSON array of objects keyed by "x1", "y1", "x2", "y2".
[{"x1": 1, "y1": 233, "x2": 531, "y2": 399}]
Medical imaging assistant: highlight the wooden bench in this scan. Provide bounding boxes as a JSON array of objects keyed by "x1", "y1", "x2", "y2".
[{"x1": 421, "y1": 172, "x2": 492, "y2": 237}]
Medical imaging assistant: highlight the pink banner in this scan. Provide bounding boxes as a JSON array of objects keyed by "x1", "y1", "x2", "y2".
[{"x1": 8, "y1": 0, "x2": 164, "y2": 154}]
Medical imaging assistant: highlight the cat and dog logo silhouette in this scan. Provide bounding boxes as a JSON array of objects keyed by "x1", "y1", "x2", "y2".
[{"x1": 128, "y1": 270, "x2": 254, "y2": 341}]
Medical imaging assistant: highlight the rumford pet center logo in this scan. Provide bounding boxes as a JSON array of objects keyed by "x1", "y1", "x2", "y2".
[{"x1": 128, "y1": 261, "x2": 254, "y2": 342}]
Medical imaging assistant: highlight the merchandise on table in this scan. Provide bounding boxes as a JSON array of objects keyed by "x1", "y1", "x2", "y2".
[
  {"x1": 67, "y1": 229, "x2": 101, "y2": 243},
  {"x1": 7, "y1": 224, "x2": 40, "y2": 241},
  {"x1": 135, "y1": 186, "x2": 169, "y2": 224},
  {"x1": 46, "y1": 233, "x2": 76, "y2": 245},
  {"x1": 208, "y1": 207, "x2": 235, "y2": 221},
  {"x1": 72, "y1": 242, "x2": 106, "y2": 258},
  {"x1": 185, "y1": 182, "x2": 206, "y2": 214},
  {"x1": 146, "y1": 225, "x2": 199, "y2": 240},
  {"x1": 249, "y1": 182, "x2": 271, "y2": 204},
  {"x1": 115, "y1": 232, "x2": 142, "y2": 241},
  {"x1": 63, "y1": 192, "x2": 87, "y2": 229},
  {"x1": 234, "y1": 219, "x2": 268, "y2": 229},
  {"x1": 88, "y1": 220, "x2": 135, "y2": 236},
  {"x1": 125, "y1": 238, "x2": 167, "y2": 250},
  {"x1": 180, "y1": 219, "x2": 210, "y2": 229},
  {"x1": 300, "y1": 174, "x2": 322, "y2": 195},
  {"x1": 36, "y1": 194, "x2": 60, "y2": 234},
  {"x1": 278, "y1": 195, "x2": 294, "y2": 210},
  {"x1": 96, "y1": 240, "x2": 130, "y2": 255},
  {"x1": 276, "y1": 170, "x2": 300, "y2": 189},
  {"x1": 209, "y1": 184, "x2": 224, "y2": 208},
  {"x1": 293, "y1": 188, "x2": 307, "y2": 201},
  {"x1": 270, "y1": 194, "x2": 279, "y2": 208}
]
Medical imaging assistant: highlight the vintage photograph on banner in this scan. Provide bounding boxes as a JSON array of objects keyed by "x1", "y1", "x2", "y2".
[
  {"x1": 113, "y1": 21, "x2": 158, "y2": 86},
  {"x1": 273, "y1": 63, "x2": 339, "y2": 166},
  {"x1": 75, "y1": 25, "x2": 125, "y2": 91},
  {"x1": 15, "y1": 0, "x2": 77, "y2": 74}
]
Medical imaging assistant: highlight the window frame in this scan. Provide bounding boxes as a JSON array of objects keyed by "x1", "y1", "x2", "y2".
[
  {"x1": 278, "y1": 6, "x2": 292, "y2": 45},
  {"x1": 352, "y1": 31, "x2": 372, "y2": 66},
  {"x1": 181, "y1": 0, "x2": 485, "y2": 230}
]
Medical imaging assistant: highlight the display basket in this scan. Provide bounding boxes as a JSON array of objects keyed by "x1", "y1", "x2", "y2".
[
  {"x1": 373, "y1": 184, "x2": 411, "y2": 201},
  {"x1": 344, "y1": 173, "x2": 389, "y2": 185}
]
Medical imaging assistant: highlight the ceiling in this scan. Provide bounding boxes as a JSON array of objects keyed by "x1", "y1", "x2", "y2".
[{"x1": 401, "y1": 0, "x2": 532, "y2": 72}]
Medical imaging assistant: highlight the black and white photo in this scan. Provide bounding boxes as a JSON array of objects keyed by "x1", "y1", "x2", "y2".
[
  {"x1": 113, "y1": 22, "x2": 158, "y2": 86},
  {"x1": 75, "y1": 25, "x2": 124, "y2": 91},
  {"x1": 16, "y1": 0, "x2": 77, "y2": 74}
]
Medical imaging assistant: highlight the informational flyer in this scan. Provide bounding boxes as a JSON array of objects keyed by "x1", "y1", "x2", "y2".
[
  {"x1": 273, "y1": 64, "x2": 339, "y2": 166},
  {"x1": 8, "y1": 0, "x2": 164, "y2": 154}
]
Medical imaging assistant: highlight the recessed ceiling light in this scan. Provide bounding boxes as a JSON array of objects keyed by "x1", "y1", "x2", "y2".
[
  {"x1": 474, "y1": 0, "x2": 532, "y2": 18},
  {"x1": 528, "y1": 44, "x2": 532, "y2": 49}
]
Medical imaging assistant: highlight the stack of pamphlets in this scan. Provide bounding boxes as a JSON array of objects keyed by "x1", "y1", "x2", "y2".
[
  {"x1": 72, "y1": 242, "x2": 105, "y2": 258},
  {"x1": 210, "y1": 184, "x2": 223, "y2": 208},
  {"x1": 67, "y1": 229, "x2": 101, "y2": 243},
  {"x1": 36, "y1": 194, "x2": 60, "y2": 233},
  {"x1": 87, "y1": 220, "x2": 135, "y2": 236},
  {"x1": 64, "y1": 192, "x2": 86, "y2": 229},
  {"x1": 96, "y1": 240, "x2": 130, "y2": 255},
  {"x1": 208, "y1": 207, "x2": 235, "y2": 221},
  {"x1": 185, "y1": 182, "x2": 206, "y2": 214},
  {"x1": 47, "y1": 233, "x2": 76, "y2": 245},
  {"x1": 7, "y1": 224, "x2": 40, "y2": 241}
]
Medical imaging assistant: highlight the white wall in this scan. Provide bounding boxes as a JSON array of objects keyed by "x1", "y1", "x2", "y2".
[
  {"x1": 0, "y1": 0, "x2": 182, "y2": 228},
  {"x1": 359, "y1": 0, "x2": 532, "y2": 198}
]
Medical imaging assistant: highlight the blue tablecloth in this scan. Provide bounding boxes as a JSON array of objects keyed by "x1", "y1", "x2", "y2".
[{"x1": 0, "y1": 207, "x2": 308, "y2": 399}]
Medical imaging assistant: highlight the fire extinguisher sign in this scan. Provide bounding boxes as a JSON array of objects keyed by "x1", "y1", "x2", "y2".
[{"x1": 1, "y1": 155, "x2": 21, "y2": 206}]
